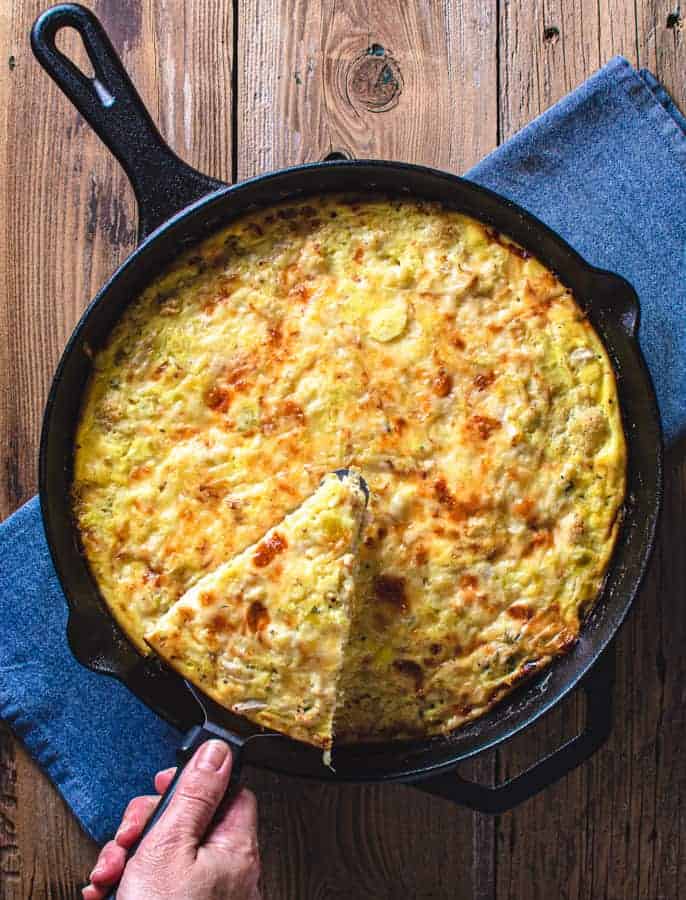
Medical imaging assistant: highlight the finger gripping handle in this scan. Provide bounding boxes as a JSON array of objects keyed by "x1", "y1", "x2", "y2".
[
  {"x1": 104, "y1": 726, "x2": 245, "y2": 899},
  {"x1": 31, "y1": 3, "x2": 225, "y2": 239}
]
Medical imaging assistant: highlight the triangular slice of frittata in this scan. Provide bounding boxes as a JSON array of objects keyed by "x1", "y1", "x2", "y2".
[{"x1": 145, "y1": 471, "x2": 367, "y2": 749}]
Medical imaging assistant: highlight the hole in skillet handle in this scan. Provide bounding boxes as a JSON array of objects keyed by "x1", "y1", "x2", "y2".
[
  {"x1": 412, "y1": 643, "x2": 615, "y2": 813},
  {"x1": 30, "y1": 3, "x2": 225, "y2": 240}
]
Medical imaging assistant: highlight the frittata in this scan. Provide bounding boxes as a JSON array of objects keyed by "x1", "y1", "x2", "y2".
[
  {"x1": 73, "y1": 195, "x2": 626, "y2": 742},
  {"x1": 145, "y1": 471, "x2": 367, "y2": 748}
]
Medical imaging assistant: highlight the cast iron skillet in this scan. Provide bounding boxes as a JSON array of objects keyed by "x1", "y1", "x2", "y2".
[{"x1": 32, "y1": 3, "x2": 662, "y2": 815}]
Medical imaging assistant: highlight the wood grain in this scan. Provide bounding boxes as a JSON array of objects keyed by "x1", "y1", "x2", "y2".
[
  {"x1": 1, "y1": 1, "x2": 685, "y2": 899},
  {"x1": 237, "y1": 0, "x2": 497, "y2": 177},
  {"x1": 0, "y1": 1, "x2": 233, "y2": 896},
  {"x1": 497, "y1": 3, "x2": 686, "y2": 899},
  {"x1": 238, "y1": 2, "x2": 498, "y2": 897}
]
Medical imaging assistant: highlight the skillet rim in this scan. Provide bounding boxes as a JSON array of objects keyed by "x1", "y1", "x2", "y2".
[{"x1": 38, "y1": 159, "x2": 664, "y2": 783}]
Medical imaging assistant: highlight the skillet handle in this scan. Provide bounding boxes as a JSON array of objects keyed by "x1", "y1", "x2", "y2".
[
  {"x1": 104, "y1": 725, "x2": 246, "y2": 900},
  {"x1": 30, "y1": 3, "x2": 225, "y2": 240},
  {"x1": 414, "y1": 644, "x2": 615, "y2": 813}
]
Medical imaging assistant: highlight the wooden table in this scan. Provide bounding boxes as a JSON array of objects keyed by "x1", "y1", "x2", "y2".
[{"x1": 1, "y1": 2, "x2": 684, "y2": 897}]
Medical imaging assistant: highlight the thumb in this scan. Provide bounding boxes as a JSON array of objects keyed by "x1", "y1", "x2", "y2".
[{"x1": 153, "y1": 739, "x2": 233, "y2": 848}]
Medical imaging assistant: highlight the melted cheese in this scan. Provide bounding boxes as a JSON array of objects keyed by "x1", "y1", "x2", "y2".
[
  {"x1": 73, "y1": 196, "x2": 626, "y2": 742},
  {"x1": 145, "y1": 472, "x2": 366, "y2": 748}
]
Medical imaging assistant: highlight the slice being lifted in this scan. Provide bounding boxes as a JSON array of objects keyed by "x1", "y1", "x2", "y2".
[{"x1": 145, "y1": 471, "x2": 368, "y2": 749}]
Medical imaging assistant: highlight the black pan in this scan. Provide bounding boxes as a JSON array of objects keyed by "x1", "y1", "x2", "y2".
[{"x1": 31, "y1": 3, "x2": 662, "y2": 814}]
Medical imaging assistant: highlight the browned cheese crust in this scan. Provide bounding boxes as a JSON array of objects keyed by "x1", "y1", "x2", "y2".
[{"x1": 73, "y1": 196, "x2": 627, "y2": 742}]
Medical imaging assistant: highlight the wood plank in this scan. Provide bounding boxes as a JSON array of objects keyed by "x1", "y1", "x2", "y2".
[
  {"x1": 499, "y1": 0, "x2": 602, "y2": 139},
  {"x1": 635, "y1": 0, "x2": 686, "y2": 104},
  {"x1": 237, "y1": 2, "x2": 499, "y2": 898},
  {"x1": 237, "y1": 0, "x2": 498, "y2": 178},
  {"x1": 497, "y1": 3, "x2": 686, "y2": 898},
  {"x1": 3, "y1": 1, "x2": 682, "y2": 898},
  {"x1": 0, "y1": 1, "x2": 233, "y2": 896}
]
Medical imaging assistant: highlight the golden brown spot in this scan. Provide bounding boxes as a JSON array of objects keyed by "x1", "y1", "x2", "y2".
[
  {"x1": 260, "y1": 400, "x2": 305, "y2": 435},
  {"x1": 281, "y1": 400, "x2": 305, "y2": 424},
  {"x1": 197, "y1": 482, "x2": 229, "y2": 502},
  {"x1": 277, "y1": 479, "x2": 297, "y2": 497},
  {"x1": 172, "y1": 426, "x2": 199, "y2": 440},
  {"x1": 373, "y1": 574, "x2": 408, "y2": 614},
  {"x1": 473, "y1": 371, "x2": 495, "y2": 391},
  {"x1": 293, "y1": 283, "x2": 312, "y2": 303},
  {"x1": 130, "y1": 464, "x2": 151, "y2": 481},
  {"x1": 151, "y1": 362, "x2": 168, "y2": 381},
  {"x1": 415, "y1": 546, "x2": 428, "y2": 566},
  {"x1": 268, "y1": 561, "x2": 284, "y2": 580},
  {"x1": 178, "y1": 606, "x2": 195, "y2": 623},
  {"x1": 143, "y1": 568, "x2": 162, "y2": 588},
  {"x1": 209, "y1": 613, "x2": 228, "y2": 633},
  {"x1": 525, "y1": 529, "x2": 552, "y2": 555},
  {"x1": 246, "y1": 600, "x2": 270, "y2": 633},
  {"x1": 354, "y1": 246, "x2": 364, "y2": 263},
  {"x1": 460, "y1": 583, "x2": 486, "y2": 606},
  {"x1": 465, "y1": 415, "x2": 501, "y2": 440},
  {"x1": 485, "y1": 226, "x2": 531, "y2": 260},
  {"x1": 432, "y1": 367, "x2": 453, "y2": 397},
  {"x1": 553, "y1": 630, "x2": 578, "y2": 654},
  {"x1": 394, "y1": 417, "x2": 407, "y2": 433},
  {"x1": 205, "y1": 384, "x2": 232, "y2": 412},
  {"x1": 452, "y1": 333, "x2": 466, "y2": 350},
  {"x1": 268, "y1": 322, "x2": 283, "y2": 345},
  {"x1": 506, "y1": 660, "x2": 541, "y2": 686},
  {"x1": 434, "y1": 485, "x2": 486, "y2": 523},
  {"x1": 512, "y1": 497, "x2": 535, "y2": 520},
  {"x1": 434, "y1": 477, "x2": 455, "y2": 507},
  {"x1": 460, "y1": 574, "x2": 479, "y2": 589},
  {"x1": 507, "y1": 604, "x2": 533, "y2": 621},
  {"x1": 225, "y1": 359, "x2": 255, "y2": 389},
  {"x1": 393, "y1": 659, "x2": 424, "y2": 692},
  {"x1": 199, "y1": 591, "x2": 216, "y2": 608},
  {"x1": 202, "y1": 278, "x2": 234, "y2": 313},
  {"x1": 253, "y1": 532, "x2": 288, "y2": 567}
]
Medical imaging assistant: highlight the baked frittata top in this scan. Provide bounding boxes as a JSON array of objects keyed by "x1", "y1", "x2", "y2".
[
  {"x1": 73, "y1": 195, "x2": 626, "y2": 742},
  {"x1": 145, "y1": 471, "x2": 367, "y2": 749}
]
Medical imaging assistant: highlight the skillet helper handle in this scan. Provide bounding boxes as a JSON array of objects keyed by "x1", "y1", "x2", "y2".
[
  {"x1": 104, "y1": 726, "x2": 245, "y2": 900},
  {"x1": 30, "y1": 3, "x2": 225, "y2": 240},
  {"x1": 415, "y1": 644, "x2": 615, "y2": 813}
]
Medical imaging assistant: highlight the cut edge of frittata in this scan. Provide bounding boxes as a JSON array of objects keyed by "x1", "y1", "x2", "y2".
[{"x1": 144, "y1": 470, "x2": 368, "y2": 750}]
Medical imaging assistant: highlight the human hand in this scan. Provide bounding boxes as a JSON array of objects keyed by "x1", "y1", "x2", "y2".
[{"x1": 83, "y1": 740, "x2": 261, "y2": 900}]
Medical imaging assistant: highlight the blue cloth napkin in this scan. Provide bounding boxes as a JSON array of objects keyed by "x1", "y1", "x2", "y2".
[{"x1": 1, "y1": 56, "x2": 685, "y2": 845}]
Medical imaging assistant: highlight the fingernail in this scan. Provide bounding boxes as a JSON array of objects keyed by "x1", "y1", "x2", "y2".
[
  {"x1": 196, "y1": 740, "x2": 229, "y2": 771},
  {"x1": 115, "y1": 817, "x2": 132, "y2": 840},
  {"x1": 89, "y1": 864, "x2": 104, "y2": 880}
]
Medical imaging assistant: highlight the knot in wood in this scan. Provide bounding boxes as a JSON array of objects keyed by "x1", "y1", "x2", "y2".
[{"x1": 346, "y1": 44, "x2": 403, "y2": 113}]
